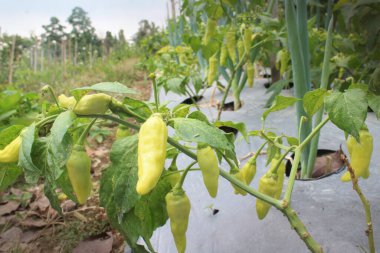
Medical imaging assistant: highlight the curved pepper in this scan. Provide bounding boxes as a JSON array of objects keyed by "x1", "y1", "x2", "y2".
[
  {"x1": 207, "y1": 54, "x2": 218, "y2": 86},
  {"x1": 230, "y1": 168, "x2": 247, "y2": 196},
  {"x1": 74, "y1": 93, "x2": 112, "y2": 115},
  {"x1": 256, "y1": 172, "x2": 279, "y2": 220},
  {"x1": 226, "y1": 27, "x2": 237, "y2": 64},
  {"x1": 237, "y1": 39, "x2": 244, "y2": 61},
  {"x1": 256, "y1": 155, "x2": 285, "y2": 220},
  {"x1": 203, "y1": 18, "x2": 217, "y2": 45},
  {"x1": 136, "y1": 113, "x2": 168, "y2": 195},
  {"x1": 0, "y1": 135, "x2": 22, "y2": 163},
  {"x1": 66, "y1": 145, "x2": 92, "y2": 204},
  {"x1": 341, "y1": 129, "x2": 373, "y2": 182},
  {"x1": 247, "y1": 61, "x2": 254, "y2": 87},
  {"x1": 243, "y1": 28, "x2": 252, "y2": 54},
  {"x1": 166, "y1": 189, "x2": 191, "y2": 253},
  {"x1": 197, "y1": 146, "x2": 219, "y2": 198},
  {"x1": 220, "y1": 43, "x2": 228, "y2": 67},
  {"x1": 241, "y1": 157, "x2": 257, "y2": 185}
]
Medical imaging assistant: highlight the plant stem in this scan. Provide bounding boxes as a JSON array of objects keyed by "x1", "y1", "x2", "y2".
[
  {"x1": 219, "y1": 169, "x2": 282, "y2": 208},
  {"x1": 251, "y1": 141, "x2": 268, "y2": 161},
  {"x1": 269, "y1": 147, "x2": 292, "y2": 174},
  {"x1": 342, "y1": 156, "x2": 376, "y2": 253},
  {"x1": 260, "y1": 131, "x2": 290, "y2": 151},
  {"x1": 109, "y1": 99, "x2": 146, "y2": 122},
  {"x1": 217, "y1": 52, "x2": 246, "y2": 120},
  {"x1": 298, "y1": 116, "x2": 329, "y2": 152},
  {"x1": 284, "y1": 148, "x2": 301, "y2": 202},
  {"x1": 185, "y1": 89, "x2": 201, "y2": 111},
  {"x1": 217, "y1": 68, "x2": 236, "y2": 120},
  {"x1": 35, "y1": 114, "x2": 59, "y2": 128},
  {"x1": 151, "y1": 75, "x2": 160, "y2": 112},
  {"x1": 306, "y1": 17, "x2": 334, "y2": 178},
  {"x1": 285, "y1": 116, "x2": 330, "y2": 201},
  {"x1": 42, "y1": 84, "x2": 60, "y2": 108},
  {"x1": 175, "y1": 161, "x2": 197, "y2": 189},
  {"x1": 81, "y1": 113, "x2": 323, "y2": 252},
  {"x1": 281, "y1": 206, "x2": 324, "y2": 253},
  {"x1": 143, "y1": 237, "x2": 156, "y2": 253},
  {"x1": 162, "y1": 168, "x2": 200, "y2": 178},
  {"x1": 77, "y1": 118, "x2": 97, "y2": 145}
]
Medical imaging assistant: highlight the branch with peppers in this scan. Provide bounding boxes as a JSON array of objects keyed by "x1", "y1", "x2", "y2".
[{"x1": 0, "y1": 82, "x2": 375, "y2": 253}]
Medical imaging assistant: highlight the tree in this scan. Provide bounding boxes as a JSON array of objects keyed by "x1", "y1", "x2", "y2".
[
  {"x1": 133, "y1": 20, "x2": 160, "y2": 44},
  {"x1": 42, "y1": 17, "x2": 66, "y2": 44},
  {"x1": 67, "y1": 7, "x2": 98, "y2": 62}
]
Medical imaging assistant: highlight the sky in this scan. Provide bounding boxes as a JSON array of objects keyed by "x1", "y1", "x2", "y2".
[{"x1": 0, "y1": 0, "x2": 170, "y2": 40}]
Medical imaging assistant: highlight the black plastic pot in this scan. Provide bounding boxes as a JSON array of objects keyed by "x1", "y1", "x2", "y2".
[
  {"x1": 180, "y1": 95, "x2": 203, "y2": 105},
  {"x1": 218, "y1": 125, "x2": 238, "y2": 138},
  {"x1": 218, "y1": 101, "x2": 235, "y2": 111},
  {"x1": 285, "y1": 149, "x2": 346, "y2": 180}
]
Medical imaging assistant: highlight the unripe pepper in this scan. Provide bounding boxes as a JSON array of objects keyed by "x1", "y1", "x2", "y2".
[
  {"x1": 280, "y1": 49, "x2": 289, "y2": 76},
  {"x1": 341, "y1": 129, "x2": 373, "y2": 182},
  {"x1": 247, "y1": 61, "x2": 254, "y2": 87},
  {"x1": 203, "y1": 18, "x2": 217, "y2": 45},
  {"x1": 243, "y1": 28, "x2": 252, "y2": 54},
  {"x1": 241, "y1": 157, "x2": 257, "y2": 185},
  {"x1": 136, "y1": 113, "x2": 168, "y2": 195},
  {"x1": 74, "y1": 93, "x2": 112, "y2": 115},
  {"x1": 237, "y1": 39, "x2": 245, "y2": 61},
  {"x1": 58, "y1": 94, "x2": 77, "y2": 110},
  {"x1": 0, "y1": 135, "x2": 22, "y2": 163},
  {"x1": 166, "y1": 189, "x2": 191, "y2": 253},
  {"x1": 256, "y1": 155, "x2": 285, "y2": 220},
  {"x1": 226, "y1": 27, "x2": 237, "y2": 64},
  {"x1": 167, "y1": 156, "x2": 181, "y2": 188},
  {"x1": 66, "y1": 145, "x2": 92, "y2": 204},
  {"x1": 207, "y1": 55, "x2": 218, "y2": 86},
  {"x1": 197, "y1": 146, "x2": 219, "y2": 198},
  {"x1": 230, "y1": 168, "x2": 248, "y2": 196},
  {"x1": 256, "y1": 172, "x2": 279, "y2": 220},
  {"x1": 220, "y1": 43, "x2": 228, "y2": 67}
]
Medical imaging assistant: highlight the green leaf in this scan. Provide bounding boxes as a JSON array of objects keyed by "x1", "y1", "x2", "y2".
[
  {"x1": 101, "y1": 135, "x2": 140, "y2": 214},
  {"x1": 0, "y1": 125, "x2": 24, "y2": 148},
  {"x1": 172, "y1": 104, "x2": 190, "y2": 118},
  {"x1": 48, "y1": 111, "x2": 76, "y2": 179},
  {"x1": 123, "y1": 97, "x2": 152, "y2": 119},
  {"x1": 19, "y1": 123, "x2": 40, "y2": 184},
  {"x1": 266, "y1": 143, "x2": 278, "y2": 166},
  {"x1": 44, "y1": 183, "x2": 62, "y2": 215},
  {"x1": 166, "y1": 77, "x2": 187, "y2": 95},
  {"x1": 56, "y1": 169, "x2": 78, "y2": 203},
  {"x1": 0, "y1": 164, "x2": 22, "y2": 191},
  {"x1": 134, "y1": 179, "x2": 171, "y2": 238},
  {"x1": 201, "y1": 40, "x2": 220, "y2": 60},
  {"x1": 187, "y1": 110, "x2": 210, "y2": 123},
  {"x1": 214, "y1": 121, "x2": 248, "y2": 142},
  {"x1": 286, "y1": 136, "x2": 299, "y2": 146},
  {"x1": 324, "y1": 89, "x2": 367, "y2": 140},
  {"x1": 303, "y1": 88, "x2": 328, "y2": 116},
  {"x1": 262, "y1": 95, "x2": 299, "y2": 121},
  {"x1": 0, "y1": 90, "x2": 21, "y2": 114},
  {"x1": 368, "y1": 93, "x2": 380, "y2": 119},
  {"x1": 172, "y1": 118, "x2": 234, "y2": 151},
  {"x1": 73, "y1": 82, "x2": 138, "y2": 94},
  {"x1": 248, "y1": 130, "x2": 261, "y2": 137},
  {"x1": 99, "y1": 134, "x2": 170, "y2": 252}
]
